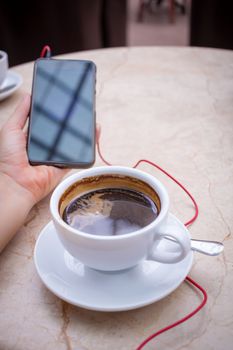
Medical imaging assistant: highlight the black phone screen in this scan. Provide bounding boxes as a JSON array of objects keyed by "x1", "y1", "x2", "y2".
[{"x1": 27, "y1": 58, "x2": 96, "y2": 167}]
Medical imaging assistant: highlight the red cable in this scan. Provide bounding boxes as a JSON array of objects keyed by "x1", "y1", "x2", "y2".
[
  {"x1": 132, "y1": 159, "x2": 199, "y2": 227},
  {"x1": 96, "y1": 127, "x2": 207, "y2": 350},
  {"x1": 40, "y1": 45, "x2": 51, "y2": 58},
  {"x1": 96, "y1": 135, "x2": 198, "y2": 226},
  {"x1": 35, "y1": 45, "x2": 207, "y2": 344},
  {"x1": 96, "y1": 125, "x2": 112, "y2": 166},
  {"x1": 136, "y1": 277, "x2": 207, "y2": 350}
]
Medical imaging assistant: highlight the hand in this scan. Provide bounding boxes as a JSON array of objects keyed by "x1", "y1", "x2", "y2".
[{"x1": 0, "y1": 94, "x2": 69, "y2": 205}]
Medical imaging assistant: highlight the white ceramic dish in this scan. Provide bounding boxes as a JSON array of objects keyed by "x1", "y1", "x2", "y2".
[
  {"x1": 34, "y1": 214, "x2": 193, "y2": 312},
  {"x1": 0, "y1": 71, "x2": 22, "y2": 101}
]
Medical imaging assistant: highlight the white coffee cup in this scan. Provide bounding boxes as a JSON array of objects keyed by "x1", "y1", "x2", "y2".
[
  {"x1": 0, "y1": 50, "x2": 8, "y2": 86},
  {"x1": 50, "y1": 166, "x2": 191, "y2": 271}
]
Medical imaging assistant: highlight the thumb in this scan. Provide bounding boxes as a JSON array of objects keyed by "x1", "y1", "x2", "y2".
[{"x1": 8, "y1": 94, "x2": 31, "y2": 129}]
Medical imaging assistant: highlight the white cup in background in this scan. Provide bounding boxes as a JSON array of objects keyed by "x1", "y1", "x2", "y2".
[{"x1": 0, "y1": 50, "x2": 9, "y2": 86}]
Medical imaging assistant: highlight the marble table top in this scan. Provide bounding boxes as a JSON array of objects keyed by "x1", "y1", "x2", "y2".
[{"x1": 0, "y1": 47, "x2": 233, "y2": 350}]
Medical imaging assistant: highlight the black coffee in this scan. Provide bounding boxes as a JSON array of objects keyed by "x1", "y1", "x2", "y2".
[{"x1": 62, "y1": 188, "x2": 159, "y2": 236}]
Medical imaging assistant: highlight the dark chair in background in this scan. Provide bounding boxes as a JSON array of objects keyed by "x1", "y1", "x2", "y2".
[
  {"x1": 0, "y1": 0, "x2": 127, "y2": 66},
  {"x1": 190, "y1": 0, "x2": 233, "y2": 50},
  {"x1": 137, "y1": 0, "x2": 187, "y2": 23}
]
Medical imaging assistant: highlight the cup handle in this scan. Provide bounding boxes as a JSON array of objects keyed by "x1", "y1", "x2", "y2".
[{"x1": 148, "y1": 224, "x2": 191, "y2": 264}]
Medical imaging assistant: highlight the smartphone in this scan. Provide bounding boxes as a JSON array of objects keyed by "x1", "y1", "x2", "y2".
[{"x1": 27, "y1": 58, "x2": 96, "y2": 168}]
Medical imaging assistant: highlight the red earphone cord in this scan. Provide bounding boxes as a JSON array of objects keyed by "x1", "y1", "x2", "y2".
[
  {"x1": 39, "y1": 46, "x2": 207, "y2": 349},
  {"x1": 40, "y1": 45, "x2": 51, "y2": 58},
  {"x1": 96, "y1": 126, "x2": 207, "y2": 350}
]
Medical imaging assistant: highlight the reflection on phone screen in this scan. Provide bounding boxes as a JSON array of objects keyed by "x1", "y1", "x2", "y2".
[{"x1": 28, "y1": 59, "x2": 95, "y2": 165}]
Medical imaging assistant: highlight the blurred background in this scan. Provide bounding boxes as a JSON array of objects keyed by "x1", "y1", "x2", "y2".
[{"x1": 0, "y1": 0, "x2": 232, "y2": 67}]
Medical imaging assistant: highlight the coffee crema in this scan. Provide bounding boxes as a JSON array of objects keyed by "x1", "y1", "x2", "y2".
[{"x1": 59, "y1": 174, "x2": 161, "y2": 236}]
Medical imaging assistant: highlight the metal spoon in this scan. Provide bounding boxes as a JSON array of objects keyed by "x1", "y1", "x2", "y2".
[
  {"x1": 165, "y1": 237, "x2": 224, "y2": 256},
  {"x1": 190, "y1": 238, "x2": 224, "y2": 256}
]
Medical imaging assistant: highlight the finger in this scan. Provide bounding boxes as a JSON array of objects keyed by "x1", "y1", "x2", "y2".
[
  {"x1": 39, "y1": 164, "x2": 70, "y2": 178},
  {"x1": 32, "y1": 166, "x2": 70, "y2": 202},
  {"x1": 23, "y1": 128, "x2": 28, "y2": 138},
  {"x1": 47, "y1": 166, "x2": 70, "y2": 186},
  {"x1": 51, "y1": 166, "x2": 70, "y2": 179},
  {"x1": 8, "y1": 94, "x2": 31, "y2": 129},
  {"x1": 48, "y1": 167, "x2": 70, "y2": 192}
]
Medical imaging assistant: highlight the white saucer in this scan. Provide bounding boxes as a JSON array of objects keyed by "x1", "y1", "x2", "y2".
[
  {"x1": 34, "y1": 214, "x2": 193, "y2": 312},
  {"x1": 0, "y1": 71, "x2": 23, "y2": 101}
]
